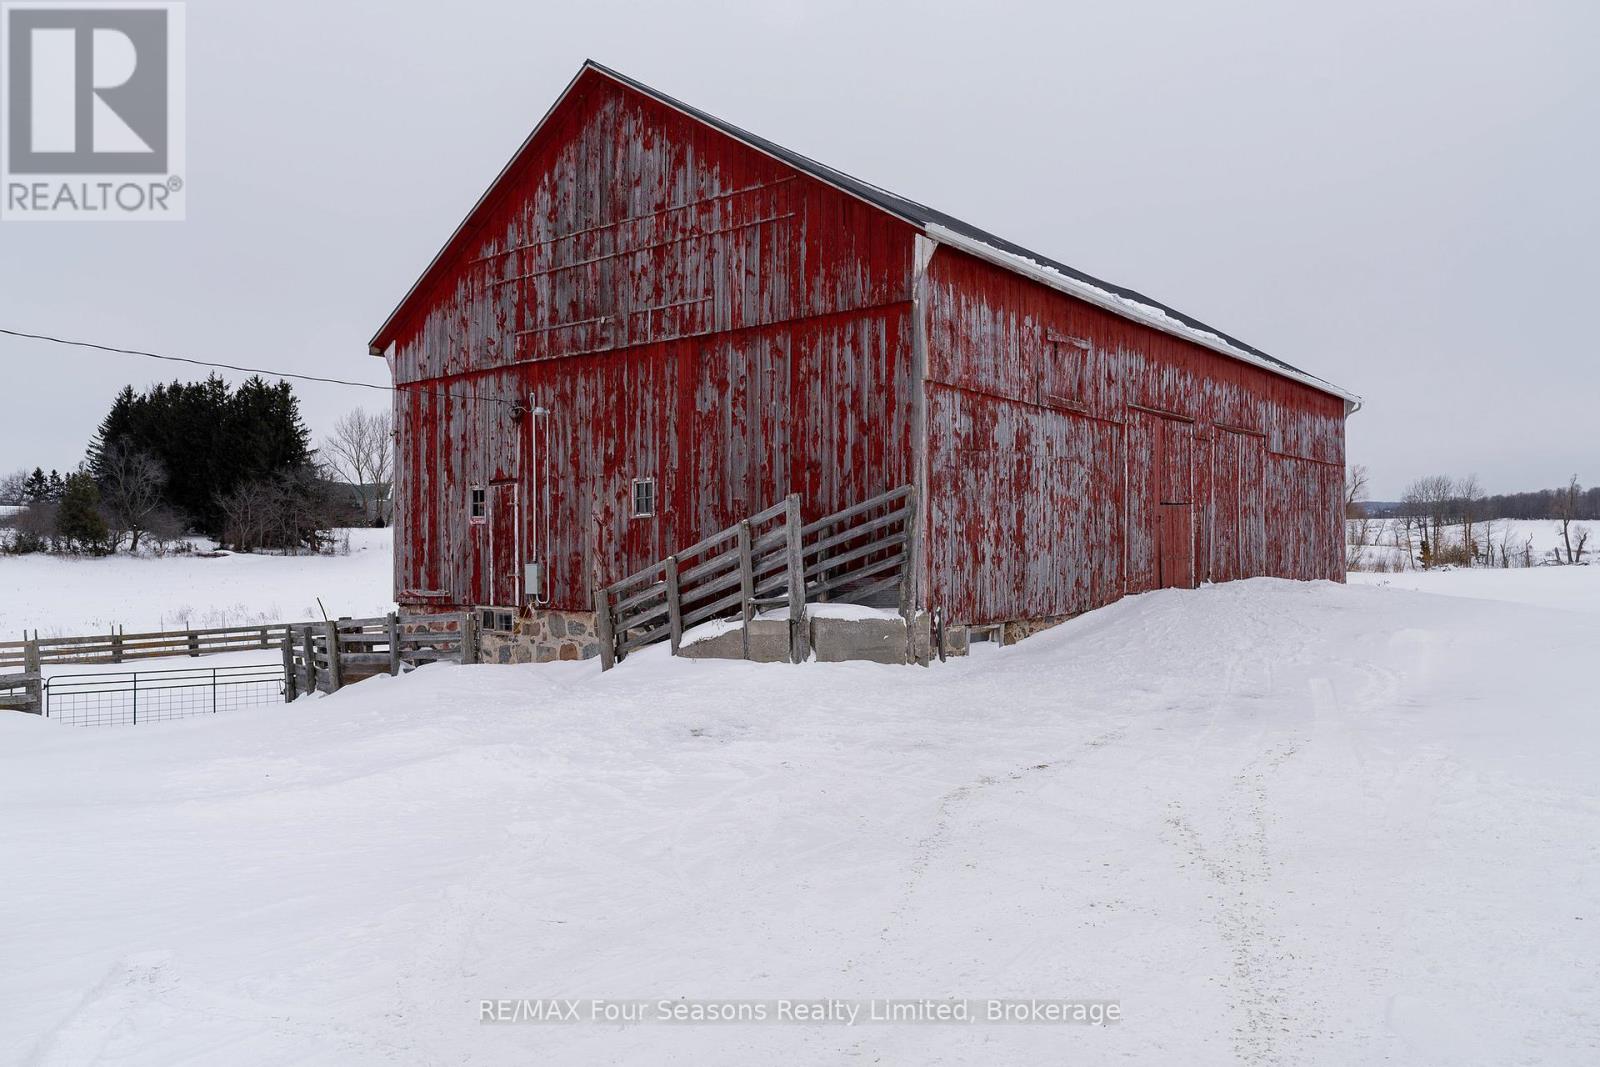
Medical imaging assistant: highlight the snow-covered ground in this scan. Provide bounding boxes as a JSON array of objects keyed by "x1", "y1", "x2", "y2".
[
  {"x1": 3, "y1": 574, "x2": 1597, "y2": 1064},
  {"x1": 1351, "y1": 563, "x2": 1600, "y2": 614},
  {"x1": 0, "y1": 528, "x2": 394, "y2": 636}
]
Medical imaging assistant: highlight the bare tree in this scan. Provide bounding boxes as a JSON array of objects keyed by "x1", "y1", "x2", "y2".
[
  {"x1": 98, "y1": 442, "x2": 171, "y2": 553},
  {"x1": 1457, "y1": 473, "x2": 1483, "y2": 566},
  {"x1": 0, "y1": 468, "x2": 26, "y2": 506},
  {"x1": 1344, "y1": 464, "x2": 1369, "y2": 518},
  {"x1": 1552, "y1": 475, "x2": 1583, "y2": 563},
  {"x1": 321, "y1": 407, "x2": 393, "y2": 527},
  {"x1": 1402, "y1": 475, "x2": 1455, "y2": 567},
  {"x1": 9, "y1": 499, "x2": 57, "y2": 553},
  {"x1": 1345, "y1": 463, "x2": 1373, "y2": 552},
  {"x1": 218, "y1": 465, "x2": 341, "y2": 554}
]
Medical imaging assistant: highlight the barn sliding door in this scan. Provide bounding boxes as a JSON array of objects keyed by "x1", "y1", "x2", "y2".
[
  {"x1": 1210, "y1": 428, "x2": 1267, "y2": 582},
  {"x1": 1126, "y1": 410, "x2": 1197, "y2": 592},
  {"x1": 1158, "y1": 419, "x2": 1195, "y2": 589}
]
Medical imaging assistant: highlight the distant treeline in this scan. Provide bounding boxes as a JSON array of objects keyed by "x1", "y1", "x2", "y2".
[
  {"x1": 1360, "y1": 484, "x2": 1600, "y2": 521},
  {"x1": 2, "y1": 375, "x2": 361, "y2": 556},
  {"x1": 1348, "y1": 469, "x2": 1594, "y2": 568}
]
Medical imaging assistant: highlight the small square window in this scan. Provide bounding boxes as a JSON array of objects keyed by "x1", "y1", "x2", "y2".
[
  {"x1": 469, "y1": 486, "x2": 486, "y2": 524},
  {"x1": 632, "y1": 477, "x2": 657, "y2": 518},
  {"x1": 480, "y1": 608, "x2": 515, "y2": 632}
]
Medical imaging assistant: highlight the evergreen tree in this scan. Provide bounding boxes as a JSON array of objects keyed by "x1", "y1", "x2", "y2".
[
  {"x1": 85, "y1": 375, "x2": 315, "y2": 537},
  {"x1": 55, "y1": 472, "x2": 110, "y2": 554},
  {"x1": 21, "y1": 467, "x2": 50, "y2": 502}
]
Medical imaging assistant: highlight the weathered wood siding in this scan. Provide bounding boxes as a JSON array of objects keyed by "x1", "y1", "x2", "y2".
[
  {"x1": 388, "y1": 71, "x2": 918, "y2": 611},
  {"x1": 383, "y1": 67, "x2": 1350, "y2": 627},
  {"x1": 922, "y1": 246, "x2": 1346, "y2": 624}
]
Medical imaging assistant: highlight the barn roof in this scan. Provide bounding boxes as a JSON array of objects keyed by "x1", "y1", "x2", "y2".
[{"x1": 370, "y1": 61, "x2": 1359, "y2": 408}]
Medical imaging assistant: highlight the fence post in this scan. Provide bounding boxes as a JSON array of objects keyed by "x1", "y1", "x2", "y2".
[
  {"x1": 187, "y1": 630, "x2": 199, "y2": 657},
  {"x1": 24, "y1": 636, "x2": 42, "y2": 715},
  {"x1": 281, "y1": 630, "x2": 298, "y2": 702},
  {"x1": 386, "y1": 612, "x2": 401, "y2": 676},
  {"x1": 664, "y1": 555, "x2": 683, "y2": 655},
  {"x1": 737, "y1": 520, "x2": 755, "y2": 661},
  {"x1": 212, "y1": 667, "x2": 218, "y2": 713},
  {"x1": 111, "y1": 627, "x2": 123, "y2": 664},
  {"x1": 300, "y1": 625, "x2": 315, "y2": 693},
  {"x1": 324, "y1": 620, "x2": 343, "y2": 691},
  {"x1": 131, "y1": 673, "x2": 138, "y2": 725},
  {"x1": 460, "y1": 611, "x2": 479, "y2": 665},
  {"x1": 899, "y1": 486, "x2": 921, "y2": 665},
  {"x1": 593, "y1": 585, "x2": 615, "y2": 671},
  {"x1": 785, "y1": 495, "x2": 809, "y2": 664}
]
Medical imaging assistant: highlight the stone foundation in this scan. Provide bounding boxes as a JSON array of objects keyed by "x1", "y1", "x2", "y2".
[
  {"x1": 479, "y1": 608, "x2": 600, "y2": 664},
  {"x1": 1000, "y1": 614, "x2": 1074, "y2": 645}
]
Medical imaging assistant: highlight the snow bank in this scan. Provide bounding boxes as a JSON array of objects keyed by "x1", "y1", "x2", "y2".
[
  {"x1": 1351, "y1": 563, "x2": 1600, "y2": 614},
  {"x1": 3, "y1": 575, "x2": 1597, "y2": 1063},
  {"x1": 0, "y1": 528, "x2": 394, "y2": 636}
]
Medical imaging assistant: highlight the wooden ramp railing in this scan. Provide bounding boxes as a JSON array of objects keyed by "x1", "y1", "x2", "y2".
[
  {"x1": 594, "y1": 485, "x2": 917, "y2": 670},
  {"x1": 0, "y1": 670, "x2": 44, "y2": 715},
  {"x1": 290, "y1": 611, "x2": 477, "y2": 695}
]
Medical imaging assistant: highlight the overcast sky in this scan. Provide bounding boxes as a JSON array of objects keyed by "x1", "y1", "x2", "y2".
[{"x1": 2, "y1": 0, "x2": 1595, "y2": 498}]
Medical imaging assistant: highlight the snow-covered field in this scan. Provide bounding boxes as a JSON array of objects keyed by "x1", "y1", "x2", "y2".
[
  {"x1": 1351, "y1": 562, "x2": 1600, "y2": 614},
  {"x1": 0, "y1": 529, "x2": 394, "y2": 636},
  {"x1": 1348, "y1": 516, "x2": 1591, "y2": 571},
  {"x1": 3, "y1": 572, "x2": 1597, "y2": 1065}
]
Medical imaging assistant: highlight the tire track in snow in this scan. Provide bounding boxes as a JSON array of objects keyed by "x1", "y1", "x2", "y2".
[
  {"x1": 870, "y1": 727, "x2": 1128, "y2": 953},
  {"x1": 1164, "y1": 738, "x2": 1328, "y2": 1066}
]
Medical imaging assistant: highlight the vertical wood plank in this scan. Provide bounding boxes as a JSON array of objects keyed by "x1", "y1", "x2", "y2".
[
  {"x1": 281, "y1": 631, "x2": 298, "y2": 702},
  {"x1": 899, "y1": 486, "x2": 920, "y2": 664},
  {"x1": 664, "y1": 554, "x2": 683, "y2": 655},
  {"x1": 23, "y1": 637, "x2": 42, "y2": 715},
  {"x1": 784, "y1": 494, "x2": 808, "y2": 663},
  {"x1": 323, "y1": 620, "x2": 343, "y2": 692},
  {"x1": 593, "y1": 586, "x2": 615, "y2": 671},
  {"x1": 386, "y1": 612, "x2": 401, "y2": 676},
  {"x1": 737, "y1": 519, "x2": 754, "y2": 661},
  {"x1": 300, "y1": 626, "x2": 315, "y2": 693}
]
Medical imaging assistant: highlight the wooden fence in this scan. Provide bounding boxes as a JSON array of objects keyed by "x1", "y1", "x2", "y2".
[
  {"x1": 287, "y1": 611, "x2": 476, "y2": 696},
  {"x1": 0, "y1": 611, "x2": 478, "y2": 713},
  {"x1": 0, "y1": 622, "x2": 311, "y2": 671},
  {"x1": 595, "y1": 484, "x2": 917, "y2": 669}
]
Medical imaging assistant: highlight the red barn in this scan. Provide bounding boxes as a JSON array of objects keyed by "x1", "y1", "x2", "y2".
[{"x1": 369, "y1": 61, "x2": 1358, "y2": 664}]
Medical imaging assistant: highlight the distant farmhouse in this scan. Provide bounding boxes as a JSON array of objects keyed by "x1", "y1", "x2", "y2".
[{"x1": 370, "y1": 61, "x2": 1358, "y2": 664}]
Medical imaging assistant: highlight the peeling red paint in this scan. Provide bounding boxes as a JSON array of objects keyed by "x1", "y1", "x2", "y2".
[
  {"x1": 382, "y1": 68, "x2": 1348, "y2": 627},
  {"x1": 922, "y1": 247, "x2": 1346, "y2": 624}
]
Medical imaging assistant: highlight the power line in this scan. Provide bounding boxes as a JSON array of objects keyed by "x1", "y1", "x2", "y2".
[{"x1": 0, "y1": 327, "x2": 517, "y2": 407}]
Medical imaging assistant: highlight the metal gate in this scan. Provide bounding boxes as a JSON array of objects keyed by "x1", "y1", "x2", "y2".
[{"x1": 44, "y1": 663, "x2": 287, "y2": 727}]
